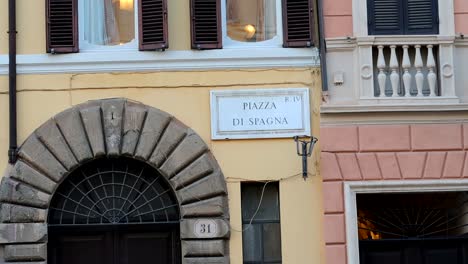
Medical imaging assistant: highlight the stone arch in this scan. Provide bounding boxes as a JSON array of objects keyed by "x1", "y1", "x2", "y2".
[{"x1": 0, "y1": 98, "x2": 230, "y2": 263}]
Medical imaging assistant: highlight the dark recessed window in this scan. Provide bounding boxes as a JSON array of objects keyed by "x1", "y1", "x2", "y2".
[
  {"x1": 367, "y1": 0, "x2": 439, "y2": 35},
  {"x1": 241, "y1": 182, "x2": 282, "y2": 264}
]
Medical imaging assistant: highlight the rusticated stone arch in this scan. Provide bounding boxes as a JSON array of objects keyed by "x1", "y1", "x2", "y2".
[{"x1": 0, "y1": 98, "x2": 230, "y2": 264}]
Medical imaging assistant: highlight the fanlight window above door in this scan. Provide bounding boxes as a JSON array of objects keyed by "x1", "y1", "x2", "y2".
[{"x1": 48, "y1": 157, "x2": 179, "y2": 226}]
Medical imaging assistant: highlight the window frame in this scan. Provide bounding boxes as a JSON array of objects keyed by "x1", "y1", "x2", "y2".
[
  {"x1": 352, "y1": 0, "x2": 454, "y2": 37},
  {"x1": 221, "y1": 0, "x2": 284, "y2": 49},
  {"x1": 344, "y1": 180, "x2": 468, "y2": 264},
  {"x1": 241, "y1": 182, "x2": 282, "y2": 264},
  {"x1": 77, "y1": 0, "x2": 140, "y2": 52}
]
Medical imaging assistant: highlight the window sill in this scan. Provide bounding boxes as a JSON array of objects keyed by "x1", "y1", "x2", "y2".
[
  {"x1": 0, "y1": 48, "x2": 319, "y2": 75},
  {"x1": 321, "y1": 101, "x2": 468, "y2": 113},
  {"x1": 321, "y1": 97, "x2": 468, "y2": 114}
]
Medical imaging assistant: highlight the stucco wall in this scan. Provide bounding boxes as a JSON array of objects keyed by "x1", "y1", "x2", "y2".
[
  {"x1": 323, "y1": 0, "x2": 353, "y2": 38},
  {"x1": 0, "y1": 67, "x2": 324, "y2": 264},
  {"x1": 455, "y1": 0, "x2": 468, "y2": 34},
  {"x1": 320, "y1": 123, "x2": 468, "y2": 264}
]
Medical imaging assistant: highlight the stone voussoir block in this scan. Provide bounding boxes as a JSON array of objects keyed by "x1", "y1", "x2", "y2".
[
  {"x1": 170, "y1": 153, "x2": 217, "y2": 190},
  {"x1": 36, "y1": 120, "x2": 78, "y2": 171},
  {"x1": 0, "y1": 178, "x2": 50, "y2": 209},
  {"x1": 55, "y1": 108, "x2": 93, "y2": 162},
  {"x1": 122, "y1": 101, "x2": 147, "y2": 156},
  {"x1": 102, "y1": 99, "x2": 126, "y2": 156},
  {"x1": 79, "y1": 102, "x2": 106, "y2": 157},
  {"x1": 0, "y1": 223, "x2": 47, "y2": 244},
  {"x1": 134, "y1": 108, "x2": 172, "y2": 160},
  {"x1": 160, "y1": 131, "x2": 208, "y2": 178},
  {"x1": 11, "y1": 161, "x2": 56, "y2": 194},
  {"x1": 180, "y1": 218, "x2": 230, "y2": 239},
  {"x1": 182, "y1": 240, "x2": 226, "y2": 257},
  {"x1": 18, "y1": 135, "x2": 67, "y2": 183},
  {"x1": 181, "y1": 196, "x2": 229, "y2": 218},
  {"x1": 149, "y1": 119, "x2": 189, "y2": 167},
  {"x1": 0, "y1": 204, "x2": 46, "y2": 223},
  {"x1": 4, "y1": 243, "x2": 46, "y2": 261},
  {"x1": 177, "y1": 170, "x2": 227, "y2": 204}
]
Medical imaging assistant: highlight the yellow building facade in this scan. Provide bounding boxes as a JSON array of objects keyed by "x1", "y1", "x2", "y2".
[{"x1": 0, "y1": 0, "x2": 323, "y2": 263}]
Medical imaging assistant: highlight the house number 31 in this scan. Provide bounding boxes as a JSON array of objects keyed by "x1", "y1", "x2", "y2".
[{"x1": 194, "y1": 219, "x2": 218, "y2": 238}]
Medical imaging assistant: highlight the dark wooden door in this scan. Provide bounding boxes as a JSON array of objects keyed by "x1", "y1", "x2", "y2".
[
  {"x1": 359, "y1": 238, "x2": 468, "y2": 264},
  {"x1": 48, "y1": 225, "x2": 180, "y2": 264}
]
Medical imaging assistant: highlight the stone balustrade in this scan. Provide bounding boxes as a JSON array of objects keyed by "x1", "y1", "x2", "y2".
[{"x1": 374, "y1": 44, "x2": 438, "y2": 98}]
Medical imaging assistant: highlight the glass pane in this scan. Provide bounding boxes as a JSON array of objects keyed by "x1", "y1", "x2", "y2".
[
  {"x1": 242, "y1": 224, "x2": 262, "y2": 262},
  {"x1": 263, "y1": 223, "x2": 282, "y2": 262},
  {"x1": 83, "y1": 0, "x2": 135, "y2": 46},
  {"x1": 242, "y1": 183, "x2": 280, "y2": 221},
  {"x1": 227, "y1": 0, "x2": 277, "y2": 42}
]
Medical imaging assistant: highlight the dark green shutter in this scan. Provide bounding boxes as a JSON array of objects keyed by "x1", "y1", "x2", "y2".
[
  {"x1": 282, "y1": 0, "x2": 317, "y2": 47},
  {"x1": 368, "y1": 0, "x2": 438, "y2": 35},
  {"x1": 139, "y1": 0, "x2": 168, "y2": 51},
  {"x1": 405, "y1": 0, "x2": 438, "y2": 34},
  {"x1": 46, "y1": 0, "x2": 78, "y2": 53}
]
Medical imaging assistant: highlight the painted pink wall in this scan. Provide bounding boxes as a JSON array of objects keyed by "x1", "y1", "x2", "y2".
[
  {"x1": 320, "y1": 123, "x2": 468, "y2": 264},
  {"x1": 323, "y1": 0, "x2": 353, "y2": 38},
  {"x1": 455, "y1": 0, "x2": 468, "y2": 33}
]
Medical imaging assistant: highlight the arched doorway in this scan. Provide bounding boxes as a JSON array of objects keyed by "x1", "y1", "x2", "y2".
[
  {"x1": 0, "y1": 99, "x2": 230, "y2": 264},
  {"x1": 48, "y1": 157, "x2": 181, "y2": 264}
]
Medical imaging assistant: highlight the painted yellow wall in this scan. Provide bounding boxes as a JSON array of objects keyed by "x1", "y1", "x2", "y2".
[{"x1": 0, "y1": 68, "x2": 324, "y2": 264}]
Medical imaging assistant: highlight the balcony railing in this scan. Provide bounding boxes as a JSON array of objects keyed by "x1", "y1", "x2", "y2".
[
  {"x1": 374, "y1": 44, "x2": 438, "y2": 97},
  {"x1": 357, "y1": 36, "x2": 458, "y2": 105}
]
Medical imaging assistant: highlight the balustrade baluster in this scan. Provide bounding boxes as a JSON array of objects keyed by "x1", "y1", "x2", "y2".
[
  {"x1": 426, "y1": 45, "x2": 437, "y2": 97},
  {"x1": 402, "y1": 45, "x2": 412, "y2": 97},
  {"x1": 377, "y1": 45, "x2": 387, "y2": 97},
  {"x1": 414, "y1": 45, "x2": 424, "y2": 97},
  {"x1": 389, "y1": 45, "x2": 400, "y2": 97}
]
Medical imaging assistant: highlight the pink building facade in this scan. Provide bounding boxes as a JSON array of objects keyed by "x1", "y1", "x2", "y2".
[{"x1": 321, "y1": 0, "x2": 468, "y2": 263}]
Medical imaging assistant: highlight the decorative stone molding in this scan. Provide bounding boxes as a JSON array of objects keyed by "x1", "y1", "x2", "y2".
[{"x1": 0, "y1": 98, "x2": 230, "y2": 264}]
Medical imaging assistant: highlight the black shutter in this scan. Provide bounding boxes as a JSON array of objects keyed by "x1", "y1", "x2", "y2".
[
  {"x1": 282, "y1": 0, "x2": 317, "y2": 48},
  {"x1": 139, "y1": 0, "x2": 168, "y2": 51},
  {"x1": 46, "y1": 0, "x2": 78, "y2": 53},
  {"x1": 368, "y1": 0, "x2": 438, "y2": 35},
  {"x1": 190, "y1": 0, "x2": 222, "y2": 49},
  {"x1": 405, "y1": 0, "x2": 438, "y2": 34}
]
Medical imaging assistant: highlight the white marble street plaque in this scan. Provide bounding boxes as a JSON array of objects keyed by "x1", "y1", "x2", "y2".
[
  {"x1": 210, "y1": 88, "x2": 311, "y2": 139},
  {"x1": 194, "y1": 219, "x2": 218, "y2": 238}
]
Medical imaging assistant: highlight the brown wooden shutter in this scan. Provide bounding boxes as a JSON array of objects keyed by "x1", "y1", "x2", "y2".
[
  {"x1": 139, "y1": 0, "x2": 168, "y2": 51},
  {"x1": 190, "y1": 0, "x2": 222, "y2": 50},
  {"x1": 46, "y1": 0, "x2": 78, "y2": 53},
  {"x1": 282, "y1": 0, "x2": 317, "y2": 48}
]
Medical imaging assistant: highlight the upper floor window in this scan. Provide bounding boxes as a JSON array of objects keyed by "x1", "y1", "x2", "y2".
[
  {"x1": 367, "y1": 0, "x2": 439, "y2": 35},
  {"x1": 80, "y1": 0, "x2": 136, "y2": 49},
  {"x1": 226, "y1": 0, "x2": 278, "y2": 44},
  {"x1": 46, "y1": 0, "x2": 167, "y2": 53},
  {"x1": 46, "y1": 0, "x2": 317, "y2": 53}
]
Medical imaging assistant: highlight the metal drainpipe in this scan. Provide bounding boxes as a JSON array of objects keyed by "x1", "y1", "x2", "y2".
[
  {"x1": 317, "y1": 0, "x2": 328, "y2": 94},
  {"x1": 8, "y1": 0, "x2": 17, "y2": 164}
]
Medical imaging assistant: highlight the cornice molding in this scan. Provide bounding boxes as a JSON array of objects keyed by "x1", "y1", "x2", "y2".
[{"x1": 0, "y1": 48, "x2": 320, "y2": 75}]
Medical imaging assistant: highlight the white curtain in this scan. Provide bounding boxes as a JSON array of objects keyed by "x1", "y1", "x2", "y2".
[
  {"x1": 84, "y1": 0, "x2": 120, "y2": 45},
  {"x1": 263, "y1": 0, "x2": 276, "y2": 39}
]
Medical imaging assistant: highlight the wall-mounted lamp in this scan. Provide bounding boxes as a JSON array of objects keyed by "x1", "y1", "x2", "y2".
[{"x1": 294, "y1": 135, "x2": 318, "y2": 180}]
